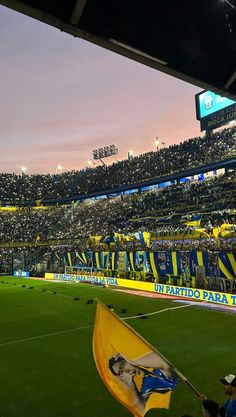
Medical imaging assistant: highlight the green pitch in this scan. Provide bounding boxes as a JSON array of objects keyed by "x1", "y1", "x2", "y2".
[{"x1": 0, "y1": 277, "x2": 235, "y2": 417}]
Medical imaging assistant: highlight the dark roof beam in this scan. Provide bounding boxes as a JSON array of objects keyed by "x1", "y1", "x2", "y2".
[
  {"x1": 109, "y1": 39, "x2": 168, "y2": 66},
  {"x1": 224, "y1": 70, "x2": 236, "y2": 91},
  {"x1": 0, "y1": 0, "x2": 63, "y2": 29},
  {"x1": 70, "y1": 0, "x2": 88, "y2": 26},
  {"x1": 0, "y1": 0, "x2": 236, "y2": 100}
]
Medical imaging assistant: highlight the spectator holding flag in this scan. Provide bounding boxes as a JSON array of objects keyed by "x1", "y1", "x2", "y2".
[
  {"x1": 220, "y1": 374, "x2": 236, "y2": 417},
  {"x1": 202, "y1": 399, "x2": 219, "y2": 417}
]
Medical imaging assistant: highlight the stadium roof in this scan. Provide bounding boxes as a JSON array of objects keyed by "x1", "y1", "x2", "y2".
[{"x1": 1, "y1": 0, "x2": 236, "y2": 100}]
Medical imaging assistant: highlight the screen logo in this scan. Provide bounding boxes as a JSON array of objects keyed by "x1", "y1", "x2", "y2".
[{"x1": 204, "y1": 95, "x2": 213, "y2": 110}]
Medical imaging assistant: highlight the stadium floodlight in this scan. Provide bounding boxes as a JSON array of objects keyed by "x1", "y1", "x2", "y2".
[
  {"x1": 154, "y1": 137, "x2": 166, "y2": 150},
  {"x1": 154, "y1": 137, "x2": 160, "y2": 149},
  {"x1": 87, "y1": 160, "x2": 95, "y2": 168},
  {"x1": 128, "y1": 150, "x2": 134, "y2": 160},
  {"x1": 56, "y1": 165, "x2": 63, "y2": 174},
  {"x1": 92, "y1": 145, "x2": 118, "y2": 164}
]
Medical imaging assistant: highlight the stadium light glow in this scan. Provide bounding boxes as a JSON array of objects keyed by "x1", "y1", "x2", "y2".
[
  {"x1": 87, "y1": 160, "x2": 94, "y2": 167},
  {"x1": 128, "y1": 150, "x2": 134, "y2": 160},
  {"x1": 154, "y1": 137, "x2": 165, "y2": 150},
  {"x1": 55, "y1": 165, "x2": 63, "y2": 174},
  {"x1": 154, "y1": 137, "x2": 160, "y2": 149}
]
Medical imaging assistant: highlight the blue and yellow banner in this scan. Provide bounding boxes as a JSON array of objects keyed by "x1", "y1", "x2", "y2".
[
  {"x1": 101, "y1": 235, "x2": 114, "y2": 245},
  {"x1": 127, "y1": 251, "x2": 135, "y2": 271},
  {"x1": 134, "y1": 232, "x2": 151, "y2": 249},
  {"x1": 93, "y1": 301, "x2": 180, "y2": 417},
  {"x1": 135, "y1": 251, "x2": 149, "y2": 272},
  {"x1": 110, "y1": 252, "x2": 118, "y2": 271},
  {"x1": 90, "y1": 251, "x2": 108, "y2": 270},
  {"x1": 114, "y1": 233, "x2": 123, "y2": 242},
  {"x1": 167, "y1": 251, "x2": 181, "y2": 276},
  {"x1": 100, "y1": 251, "x2": 110, "y2": 269},
  {"x1": 54, "y1": 252, "x2": 60, "y2": 261},
  {"x1": 117, "y1": 251, "x2": 127, "y2": 272},
  {"x1": 148, "y1": 252, "x2": 159, "y2": 278},
  {"x1": 218, "y1": 252, "x2": 236, "y2": 280},
  {"x1": 59, "y1": 252, "x2": 66, "y2": 265},
  {"x1": 76, "y1": 252, "x2": 87, "y2": 265},
  {"x1": 189, "y1": 251, "x2": 208, "y2": 276},
  {"x1": 67, "y1": 252, "x2": 72, "y2": 267}
]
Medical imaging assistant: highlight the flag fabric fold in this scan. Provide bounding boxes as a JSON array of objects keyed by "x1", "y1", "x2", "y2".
[
  {"x1": 93, "y1": 301, "x2": 180, "y2": 417},
  {"x1": 185, "y1": 214, "x2": 202, "y2": 227}
]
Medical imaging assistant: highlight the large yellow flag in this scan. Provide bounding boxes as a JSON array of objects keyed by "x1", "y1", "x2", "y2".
[
  {"x1": 219, "y1": 224, "x2": 236, "y2": 238},
  {"x1": 93, "y1": 301, "x2": 180, "y2": 417}
]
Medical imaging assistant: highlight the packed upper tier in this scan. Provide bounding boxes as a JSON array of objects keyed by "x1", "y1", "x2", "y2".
[{"x1": 0, "y1": 126, "x2": 235, "y2": 204}]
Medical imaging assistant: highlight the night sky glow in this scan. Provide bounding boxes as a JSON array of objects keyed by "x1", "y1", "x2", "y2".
[{"x1": 0, "y1": 6, "x2": 202, "y2": 174}]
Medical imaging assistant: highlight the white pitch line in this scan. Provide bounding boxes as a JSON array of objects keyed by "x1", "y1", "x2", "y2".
[
  {"x1": 0, "y1": 303, "x2": 193, "y2": 347},
  {"x1": 123, "y1": 303, "x2": 193, "y2": 320},
  {"x1": 9, "y1": 284, "x2": 99, "y2": 300},
  {"x1": 0, "y1": 324, "x2": 93, "y2": 347}
]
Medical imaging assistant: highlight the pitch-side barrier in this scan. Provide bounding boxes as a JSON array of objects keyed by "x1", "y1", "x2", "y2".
[{"x1": 45, "y1": 272, "x2": 236, "y2": 307}]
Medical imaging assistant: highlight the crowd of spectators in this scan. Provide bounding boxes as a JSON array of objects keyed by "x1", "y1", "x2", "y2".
[
  {"x1": 0, "y1": 171, "x2": 234, "y2": 253},
  {"x1": 0, "y1": 206, "x2": 66, "y2": 243},
  {"x1": 0, "y1": 126, "x2": 234, "y2": 272},
  {"x1": 46, "y1": 170, "x2": 236, "y2": 249},
  {"x1": 0, "y1": 126, "x2": 235, "y2": 204},
  {"x1": 116, "y1": 171, "x2": 236, "y2": 232}
]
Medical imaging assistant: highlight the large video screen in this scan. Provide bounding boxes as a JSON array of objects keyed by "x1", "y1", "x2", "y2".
[
  {"x1": 197, "y1": 91, "x2": 235, "y2": 118},
  {"x1": 195, "y1": 90, "x2": 236, "y2": 131}
]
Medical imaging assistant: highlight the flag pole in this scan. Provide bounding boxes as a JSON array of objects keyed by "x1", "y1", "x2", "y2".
[
  {"x1": 171, "y1": 368, "x2": 201, "y2": 396},
  {"x1": 95, "y1": 299, "x2": 201, "y2": 397}
]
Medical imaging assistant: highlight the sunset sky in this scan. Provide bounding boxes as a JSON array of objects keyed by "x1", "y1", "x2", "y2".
[{"x1": 0, "y1": 5, "x2": 203, "y2": 175}]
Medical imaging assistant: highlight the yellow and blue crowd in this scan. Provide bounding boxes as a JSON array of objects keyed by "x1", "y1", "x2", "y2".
[{"x1": 0, "y1": 127, "x2": 234, "y2": 289}]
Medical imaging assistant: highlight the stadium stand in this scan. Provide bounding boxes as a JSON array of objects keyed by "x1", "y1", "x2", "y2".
[
  {"x1": 0, "y1": 126, "x2": 234, "y2": 204},
  {"x1": 0, "y1": 171, "x2": 235, "y2": 245},
  {"x1": 0, "y1": 126, "x2": 234, "y2": 290}
]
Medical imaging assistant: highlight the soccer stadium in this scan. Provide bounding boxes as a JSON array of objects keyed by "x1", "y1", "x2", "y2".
[{"x1": 0, "y1": 2, "x2": 236, "y2": 417}]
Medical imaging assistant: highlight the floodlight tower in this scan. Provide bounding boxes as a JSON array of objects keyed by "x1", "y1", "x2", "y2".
[
  {"x1": 154, "y1": 137, "x2": 165, "y2": 150},
  {"x1": 92, "y1": 145, "x2": 118, "y2": 166},
  {"x1": 56, "y1": 165, "x2": 63, "y2": 174},
  {"x1": 21, "y1": 166, "x2": 27, "y2": 175},
  {"x1": 154, "y1": 137, "x2": 160, "y2": 150}
]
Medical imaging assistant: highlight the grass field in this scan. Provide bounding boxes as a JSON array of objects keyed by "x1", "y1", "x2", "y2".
[{"x1": 0, "y1": 276, "x2": 235, "y2": 417}]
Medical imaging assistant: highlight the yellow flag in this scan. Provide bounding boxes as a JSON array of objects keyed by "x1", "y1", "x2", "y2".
[
  {"x1": 219, "y1": 224, "x2": 236, "y2": 238},
  {"x1": 93, "y1": 301, "x2": 180, "y2": 417}
]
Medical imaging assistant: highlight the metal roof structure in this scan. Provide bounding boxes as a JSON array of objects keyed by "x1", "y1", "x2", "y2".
[{"x1": 0, "y1": 0, "x2": 236, "y2": 99}]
